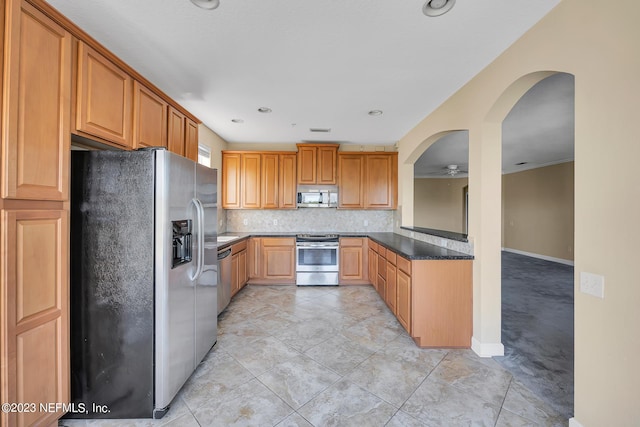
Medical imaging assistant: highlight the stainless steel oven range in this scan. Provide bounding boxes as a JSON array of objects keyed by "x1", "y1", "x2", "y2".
[{"x1": 296, "y1": 234, "x2": 339, "y2": 285}]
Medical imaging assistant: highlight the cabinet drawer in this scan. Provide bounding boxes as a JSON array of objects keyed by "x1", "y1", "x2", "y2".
[
  {"x1": 385, "y1": 249, "x2": 396, "y2": 266},
  {"x1": 341, "y1": 237, "x2": 364, "y2": 247},
  {"x1": 369, "y1": 240, "x2": 378, "y2": 252},
  {"x1": 232, "y1": 239, "x2": 247, "y2": 254},
  {"x1": 262, "y1": 237, "x2": 295, "y2": 247},
  {"x1": 397, "y1": 255, "x2": 411, "y2": 275}
]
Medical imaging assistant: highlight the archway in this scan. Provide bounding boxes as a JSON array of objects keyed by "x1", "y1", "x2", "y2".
[{"x1": 491, "y1": 71, "x2": 575, "y2": 418}]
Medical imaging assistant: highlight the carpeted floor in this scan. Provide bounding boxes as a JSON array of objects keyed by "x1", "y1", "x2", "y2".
[{"x1": 494, "y1": 251, "x2": 574, "y2": 419}]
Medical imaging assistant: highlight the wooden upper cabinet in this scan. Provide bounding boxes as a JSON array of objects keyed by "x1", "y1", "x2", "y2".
[
  {"x1": 167, "y1": 106, "x2": 186, "y2": 156},
  {"x1": 76, "y1": 42, "x2": 132, "y2": 148},
  {"x1": 241, "y1": 153, "x2": 261, "y2": 209},
  {"x1": 296, "y1": 144, "x2": 338, "y2": 185},
  {"x1": 338, "y1": 153, "x2": 397, "y2": 210},
  {"x1": 133, "y1": 81, "x2": 168, "y2": 149},
  {"x1": 222, "y1": 152, "x2": 241, "y2": 209},
  {"x1": 296, "y1": 145, "x2": 317, "y2": 184},
  {"x1": 279, "y1": 154, "x2": 297, "y2": 209},
  {"x1": 261, "y1": 153, "x2": 279, "y2": 209},
  {"x1": 2, "y1": 0, "x2": 71, "y2": 201},
  {"x1": 185, "y1": 119, "x2": 199, "y2": 162},
  {"x1": 223, "y1": 151, "x2": 297, "y2": 209},
  {"x1": 317, "y1": 146, "x2": 338, "y2": 185},
  {"x1": 338, "y1": 154, "x2": 365, "y2": 208},
  {"x1": 365, "y1": 153, "x2": 398, "y2": 209}
]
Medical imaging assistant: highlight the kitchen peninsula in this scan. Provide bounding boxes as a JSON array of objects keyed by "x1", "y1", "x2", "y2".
[{"x1": 217, "y1": 232, "x2": 473, "y2": 349}]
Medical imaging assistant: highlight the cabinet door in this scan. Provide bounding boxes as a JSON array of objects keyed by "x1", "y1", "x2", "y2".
[
  {"x1": 2, "y1": 1, "x2": 71, "y2": 201},
  {"x1": 248, "y1": 238, "x2": 262, "y2": 279},
  {"x1": 261, "y1": 153, "x2": 279, "y2": 209},
  {"x1": 365, "y1": 154, "x2": 398, "y2": 209},
  {"x1": 185, "y1": 119, "x2": 199, "y2": 162},
  {"x1": 1, "y1": 209, "x2": 69, "y2": 427},
  {"x1": 297, "y1": 146, "x2": 317, "y2": 184},
  {"x1": 231, "y1": 253, "x2": 239, "y2": 295},
  {"x1": 133, "y1": 81, "x2": 167, "y2": 149},
  {"x1": 338, "y1": 154, "x2": 365, "y2": 208},
  {"x1": 339, "y1": 238, "x2": 365, "y2": 282},
  {"x1": 241, "y1": 153, "x2": 261, "y2": 208},
  {"x1": 396, "y1": 269, "x2": 411, "y2": 333},
  {"x1": 238, "y1": 250, "x2": 248, "y2": 288},
  {"x1": 317, "y1": 146, "x2": 338, "y2": 185},
  {"x1": 368, "y1": 247, "x2": 377, "y2": 287},
  {"x1": 76, "y1": 42, "x2": 132, "y2": 147},
  {"x1": 222, "y1": 153, "x2": 241, "y2": 209},
  {"x1": 279, "y1": 154, "x2": 297, "y2": 209},
  {"x1": 167, "y1": 107, "x2": 186, "y2": 156},
  {"x1": 262, "y1": 238, "x2": 295, "y2": 280},
  {"x1": 386, "y1": 263, "x2": 397, "y2": 314}
]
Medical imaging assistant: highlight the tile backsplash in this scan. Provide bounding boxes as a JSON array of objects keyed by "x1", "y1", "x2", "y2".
[{"x1": 226, "y1": 209, "x2": 394, "y2": 233}]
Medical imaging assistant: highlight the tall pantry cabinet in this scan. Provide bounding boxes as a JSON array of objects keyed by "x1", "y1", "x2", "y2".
[{"x1": 1, "y1": 0, "x2": 71, "y2": 426}]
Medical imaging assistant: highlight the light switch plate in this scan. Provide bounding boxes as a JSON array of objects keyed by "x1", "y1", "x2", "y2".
[{"x1": 580, "y1": 272, "x2": 605, "y2": 298}]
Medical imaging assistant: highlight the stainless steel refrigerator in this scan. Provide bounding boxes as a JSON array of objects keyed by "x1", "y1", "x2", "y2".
[{"x1": 68, "y1": 148, "x2": 217, "y2": 419}]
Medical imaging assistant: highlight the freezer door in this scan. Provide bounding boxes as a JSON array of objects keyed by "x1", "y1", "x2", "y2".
[
  {"x1": 195, "y1": 164, "x2": 218, "y2": 364},
  {"x1": 155, "y1": 151, "x2": 197, "y2": 412}
]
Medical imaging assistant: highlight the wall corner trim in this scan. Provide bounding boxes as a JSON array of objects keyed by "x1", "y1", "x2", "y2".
[
  {"x1": 471, "y1": 337, "x2": 504, "y2": 358},
  {"x1": 568, "y1": 418, "x2": 584, "y2": 427}
]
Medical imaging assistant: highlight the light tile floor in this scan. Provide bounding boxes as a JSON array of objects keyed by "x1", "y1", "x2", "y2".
[{"x1": 60, "y1": 285, "x2": 567, "y2": 427}]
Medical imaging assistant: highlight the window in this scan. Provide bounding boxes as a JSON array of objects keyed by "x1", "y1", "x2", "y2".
[{"x1": 198, "y1": 145, "x2": 211, "y2": 167}]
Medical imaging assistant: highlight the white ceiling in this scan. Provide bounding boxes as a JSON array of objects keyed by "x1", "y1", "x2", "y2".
[
  {"x1": 414, "y1": 72, "x2": 574, "y2": 177},
  {"x1": 47, "y1": 0, "x2": 560, "y2": 145}
]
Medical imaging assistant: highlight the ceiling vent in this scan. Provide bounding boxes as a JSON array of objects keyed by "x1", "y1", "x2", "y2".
[
  {"x1": 310, "y1": 128, "x2": 331, "y2": 133},
  {"x1": 423, "y1": 0, "x2": 455, "y2": 17}
]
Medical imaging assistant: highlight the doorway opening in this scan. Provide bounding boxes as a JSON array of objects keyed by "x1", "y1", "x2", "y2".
[{"x1": 496, "y1": 72, "x2": 575, "y2": 419}]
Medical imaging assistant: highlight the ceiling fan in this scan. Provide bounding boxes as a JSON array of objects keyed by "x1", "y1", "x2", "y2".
[{"x1": 427, "y1": 164, "x2": 468, "y2": 177}]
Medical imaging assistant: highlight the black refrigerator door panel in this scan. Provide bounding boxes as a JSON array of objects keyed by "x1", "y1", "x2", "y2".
[{"x1": 68, "y1": 151, "x2": 156, "y2": 419}]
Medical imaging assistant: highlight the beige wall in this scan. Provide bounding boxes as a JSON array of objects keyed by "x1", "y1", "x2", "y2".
[
  {"x1": 502, "y1": 162, "x2": 574, "y2": 261},
  {"x1": 414, "y1": 177, "x2": 468, "y2": 233},
  {"x1": 396, "y1": 0, "x2": 640, "y2": 424},
  {"x1": 198, "y1": 124, "x2": 229, "y2": 233}
]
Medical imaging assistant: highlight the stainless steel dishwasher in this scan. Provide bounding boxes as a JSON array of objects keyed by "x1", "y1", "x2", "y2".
[{"x1": 217, "y1": 247, "x2": 232, "y2": 315}]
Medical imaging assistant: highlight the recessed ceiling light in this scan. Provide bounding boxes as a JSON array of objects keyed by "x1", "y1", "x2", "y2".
[
  {"x1": 231, "y1": 119, "x2": 244, "y2": 123},
  {"x1": 257, "y1": 107, "x2": 272, "y2": 113},
  {"x1": 423, "y1": 0, "x2": 455, "y2": 17},
  {"x1": 368, "y1": 110, "x2": 383, "y2": 116},
  {"x1": 190, "y1": 0, "x2": 220, "y2": 10},
  {"x1": 515, "y1": 162, "x2": 528, "y2": 165},
  {"x1": 309, "y1": 128, "x2": 331, "y2": 133}
]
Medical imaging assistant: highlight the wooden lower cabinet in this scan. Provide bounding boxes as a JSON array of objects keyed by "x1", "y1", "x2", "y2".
[
  {"x1": 1, "y1": 209, "x2": 69, "y2": 427},
  {"x1": 339, "y1": 238, "x2": 368, "y2": 284},
  {"x1": 248, "y1": 237, "x2": 295, "y2": 284},
  {"x1": 365, "y1": 239, "x2": 472, "y2": 348},
  {"x1": 396, "y1": 268, "x2": 411, "y2": 333},
  {"x1": 231, "y1": 240, "x2": 248, "y2": 296},
  {"x1": 385, "y1": 262, "x2": 397, "y2": 314}
]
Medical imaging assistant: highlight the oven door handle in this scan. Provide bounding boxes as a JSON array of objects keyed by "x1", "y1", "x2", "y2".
[{"x1": 296, "y1": 243, "x2": 339, "y2": 248}]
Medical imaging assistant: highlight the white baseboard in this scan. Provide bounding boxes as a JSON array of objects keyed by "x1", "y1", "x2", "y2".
[
  {"x1": 569, "y1": 418, "x2": 584, "y2": 427},
  {"x1": 471, "y1": 337, "x2": 504, "y2": 357},
  {"x1": 502, "y1": 247, "x2": 574, "y2": 266}
]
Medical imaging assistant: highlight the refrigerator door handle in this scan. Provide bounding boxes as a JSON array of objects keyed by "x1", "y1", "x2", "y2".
[{"x1": 189, "y1": 198, "x2": 205, "y2": 281}]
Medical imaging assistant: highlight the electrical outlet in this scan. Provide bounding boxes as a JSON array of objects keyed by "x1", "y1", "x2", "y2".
[
  {"x1": 440, "y1": 238, "x2": 447, "y2": 247},
  {"x1": 243, "y1": 219, "x2": 248, "y2": 226},
  {"x1": 396, "y1": 220, "x2": 399, "y2": 228},
  {"x1": 410, "y1": 231, "x2": 415, "y2": 238},
  {"x1": 273, "y1": 219, "x2": 278, "y2": 226},
  {"x1": 580, "y1": 272, "x2": 605, "y2": 299},
  {"x1": 364, "y1": 220, "x2": 369, "y2": 227}
]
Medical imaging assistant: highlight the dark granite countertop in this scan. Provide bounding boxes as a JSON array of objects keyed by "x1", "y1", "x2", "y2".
[
  {"x1": 217, "y1": 232, "x2": 473, "y2": 260},
  {"x1": 400, "y1": 226, "x2": 468, "y2": 243}
]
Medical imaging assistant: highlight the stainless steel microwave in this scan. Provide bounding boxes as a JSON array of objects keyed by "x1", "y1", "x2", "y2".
[{"x1": 297, "y1": 187, "x2": 338, "y2": 208}]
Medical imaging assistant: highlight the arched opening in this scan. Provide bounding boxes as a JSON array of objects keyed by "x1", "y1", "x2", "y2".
[
  {"x1": 413, "y1": 131, "x2": 469, "y2": 236},
  {"x1": 494, "y1": 72, "x2": 575, "y2": 418}
]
